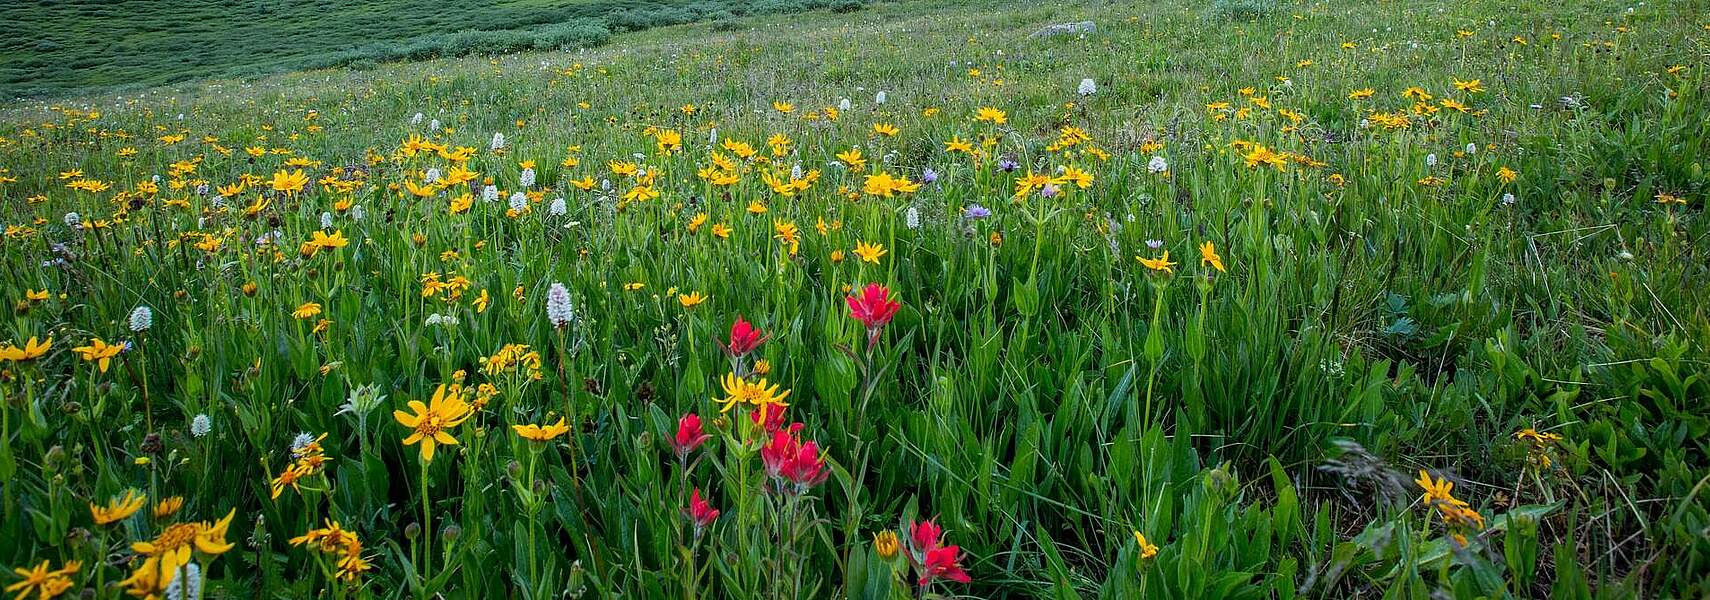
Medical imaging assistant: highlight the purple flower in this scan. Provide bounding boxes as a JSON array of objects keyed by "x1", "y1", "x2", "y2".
[
  {"x1": 921, "y1": 168, "x2": 939, "y2": 184},
  {"x1": 1040, "y1": 184, "x2": 1060, "y2": 198},
  {"x1": 963, "y1": 204, "x2": 991, "y2": 219},
  {"x1": 998, "y1": 158, "x2": 1019, "y2": 172},
  {"x1": 1145, "y1": 239, "x2": 1163, "y2": 249}
]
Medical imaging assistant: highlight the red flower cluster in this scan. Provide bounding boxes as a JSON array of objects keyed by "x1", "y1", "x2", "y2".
[
  {"x1": 761, "y1": 427, "x2": 827, "y2": 492},
  {"x1": 672, "y1": 413, "x2": 710, "y2": 462},
  {"x1": 720, "y1": 316, "x2": 769, "y2": 359},
  {"x1": 846, "y1": 283, "x2": 900, "y2": 346},
  {"x1": 687, "y1": 488, "x2": 720, "y2": 532},
  {"x1": 907, "y1": 519, "x2": 971, "y2": 586}
]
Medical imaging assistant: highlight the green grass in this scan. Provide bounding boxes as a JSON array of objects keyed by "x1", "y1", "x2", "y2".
[
  {"x1": 0, "y1": 0, "x2": 848, "y2": 99},
  {"x1": 0, "y1": 0, "x2": 1707, "y2": 597}
]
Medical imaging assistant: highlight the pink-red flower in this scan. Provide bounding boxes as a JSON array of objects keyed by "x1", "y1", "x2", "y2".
[
  {"x1": 686, "y1": 488, "x2": 720, "y2": 532},
  {"x1": 760, "y1": 428, "x2": 827, "y2": 491},
  {"x1": 846, "y1": 283, "x2": 900, "y2": 345},
  {"x1": 672, "y1": 413, "x2": 710, "y2": 461},
  {"x1": 906, "y1": 518, "x2": 971, "y2": 586},
  {"x1": 720, "y1": 316, "x2": 769, "y2": 359}
]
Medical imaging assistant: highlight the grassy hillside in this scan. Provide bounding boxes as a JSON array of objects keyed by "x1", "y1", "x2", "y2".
[
  {"x1": 0, "y1": 0, "x2": 857, "y2": 99},
  {"x1": 1, "y1": 0, "x2": 1708, "y2": 597}
]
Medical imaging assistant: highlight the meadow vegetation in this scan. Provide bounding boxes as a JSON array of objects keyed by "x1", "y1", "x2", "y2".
[{"x1": 1, "y1": 0, "x2": 1708, "y2": 597}]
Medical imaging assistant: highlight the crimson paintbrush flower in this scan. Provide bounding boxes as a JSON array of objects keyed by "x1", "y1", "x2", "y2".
[
  {"x1": 686, "y1": 488, "x2": 720, "y2": 532},
  {"x1": 672, "y1": 413, "x2": 710, "y2": 461},
  {"x1": 846, "y1": 283, "x2": 900, "y2": 345},
  {"x1": 906, "y1": 518, "x2": 971, "y2": 587},
  {"x1": 760, "y1": 428, "x2": 827, "y2": 491},
  {"x1": 720, "y1": 316, "x2": 769, "y2": 358},
  {"x1": 920, "y1": 545, "x2": 971, "y2": 585}
]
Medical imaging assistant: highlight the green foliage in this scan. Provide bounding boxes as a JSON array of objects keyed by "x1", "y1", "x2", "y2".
[{"x1": 0, "y1": 0, "x2": 1707, "y2": 597}]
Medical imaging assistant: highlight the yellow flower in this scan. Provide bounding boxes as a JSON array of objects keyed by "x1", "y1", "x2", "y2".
[
  {"x1": 270, "y1": 169, "x2": 309, "y2": 194},
  {"x1": 154, "y1": 496, "x2": 185, "y2": 519},
  {"x1": 1452, "y1": 78, "x2": 1485, "y2": 93},
  {"x1": 1198, "y1": 241, "x2": 1226, "y2": 273},
  {"x1": 1134, "y1": 531, "x2": 1158, "y2": 561},
  {"x1": 513, "y1": 417, "x2": 570, "y2": 442},
  {"x1": 871, "y1": 123, "x2": 899, "y2": 137},
  {"x1": 874, "y1": 531, "x2": 900, "y2": 558},
  {"x1": 1496, "y1": 166, "x2": 1517, "y2": 184},
  {"x1": 130, "y1": 509, "x2": 237, "y2": 587},
  {"x1": 72, "y1": 338, "x2": 123, "y2": 373},
  {"x1": 715, "y1": 373, "x2": 791, "y2": 422},
  {"x1": 678, "y1": 292, "x2": 707, "y2": 309},
  {"x1": 6, "y1": 559, "x2": 78, "y2": 600},
  {"x1": 853, "y1": 241, "x2": 887, "y2": 264},
  {"x1": 91, "y1": 489, "x2": 147, "y2": 525},
  {"x1": 974, "y1": 107, "x2": 1007, "y2": 124},
  {"x1": 1415, "y1": 470, "x2": 1456, "y2": 504},
  {"x1": 0, "y1": 336, "x2": 52, "y2": 362},
  {"x1": 393, "y1": 384, "x2": 473, "y2": 463},
  {"x1": 292, "y1": 302, "x2": 322, "y2": 320},
  {"x1": 772, "y1": 101, "x2": 795, "y2": 114},
  {"x1": 1137, "y1": 251, "x2": 1176, "y2": 274},
  {"x1": 309, "y1": 229, "x2": 349, "y2": 250}
]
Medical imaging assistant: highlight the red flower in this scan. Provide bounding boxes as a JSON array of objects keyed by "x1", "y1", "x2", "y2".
[
  {"x1": 909, "y1": 519, "x2": 943, "y2": 553},
  {"x1": 906, "y1": 518, "x2": 971, "y2": 586},
  {"x1": 687, "y1": 488, "x2": 720, "y2": 531},
  {"x1": 720, "y1": 316, "x2": 769, "y2": 358},
  {"x1": 760, "y1": 428, "x2": 799, "y2": 479},
  {"x1": 845, "y1": 283, "x2": 900, "y2": 344},
  {"x1": 749, "y1": 404, "x2": 804, "y2": 436},
  {"x1": 672, "y1": 413, "x2": 710, "y2": 461},
  {"x1": 779, "y1": 440, "x2": 827, "y2": 488},
  {"x1": 919, "y1": 545, "x2": 971, "y2": 585},
  {"x1": 760, "y1": 428, "x2": 826, "y2": 491}
]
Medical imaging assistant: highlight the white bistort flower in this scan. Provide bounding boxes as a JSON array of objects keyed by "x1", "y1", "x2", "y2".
[
  {"x1": 546, "y1": 282, "x2": 574, "y2": 328},
  {"x1": 1078, "y1": 78, "x2": 1097, "y2": 96},
  {"x1": 129, "y1": 306, "x2": 153, "y2": 332},
  {"x1": 1148, "y1": 155, "x2": 1168, "y2": 174},
  {"x1": 190, "y1": 414, "x2": 212, "y2": 437},
  {"x1": 549, "y1": 197, "x2": 567, "y2": 216},
  {"x1": 490, "y1": 132, "x2": 506, "y2": 151}
]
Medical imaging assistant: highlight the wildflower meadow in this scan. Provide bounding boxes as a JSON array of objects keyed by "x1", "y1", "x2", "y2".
[{"x1": 1, "y1": 0, "x2": 1707, "y2": 597}]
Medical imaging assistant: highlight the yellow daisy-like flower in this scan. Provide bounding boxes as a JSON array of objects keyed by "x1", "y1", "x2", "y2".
[
  {"x1": 1198, "y1": 241, "x2": 1226, "y2": 273},
  {"x1": 72, "y1": 337, "x2": 123, "y2": 373},
  {"x1": 715, "y1": 373, "x2": 792, "y2": 422},
  {"x1": 853, "y1": 241, "x2": 887, "y2": 264},
  {"x1": 91, "y1": 489, "x2": 147, "y2": 525},
  {"x1": 513, "y1": 417, "x2": 570, "y2": 443},
  {"x1": 393, "y1": 384, "x2": 473, "y2": 463},
  {"x1": 1137, "y1": 251, "x2": 1177, "y2": 274},
  {"x1": 130, "y1": 509, "x2": 237, "y2": 587},
  {"x1": 1133, "y1": 531, "x2": 1158, "y2": 561},
  {"x1": 292, "y1": 302, "x2": 322, "y2": 320}
]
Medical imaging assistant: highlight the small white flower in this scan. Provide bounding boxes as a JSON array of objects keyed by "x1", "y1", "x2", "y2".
[
  {"x1": 791, "y1": 163, "x2": 803, "y2": 180},
  {"x1": 1466, "y1": 142, "x2": 1477, "y2": 155},
  {"x1": 165, "y1": 562, "x2": 202, "y2": 600},
  {"x1": 1501, "y1": 192, "x2": 1517, "y2": 206},
  {"x1": 429, "y1": 118, "x2": 441, "y2": 131},
  {"x1": 128, "y1": 306, "x2": 153, "y2": 332},
  {"x1": 190, "y1": 414, "x2": 212, "y2": 437},
  {"x1": 708, "y1": 128, "x2": 718, "y2": 146},
  {"x1": 546, "y1": 282, "x2": 574, "y2": 328},
  {"x1": 1078, "y1": 78, "x2": 1097, "y2": 96},
  {"x1": 838, "y1": 98, "x2": 852, "y2": 111},
  {"x1": 490, "y1": 132, "x2": 507, "y2": 151},
  {"x1": 549, "y1": 197, "x2": 567, "y2": 216},
  {"x1": 351, "y1": 205, "x2": 366, "y2": 222},
  {"x1": 320, "y1": 211, "x2": 333, "y2": 229},
  {"x1": 424, "y1": 167, "x2": 441, "y2": 183},
  {"x1": 64, "y1": 212, "x2": 81, "y2": 227},
  {"x1": 482, "y1": 185, "x2": 500, "y2": 203},
  {"x1": 1425, "y1": 153, "x2": 1438, "y2": 168},
  {"x1": 411, "y1": 112, "x2": 425, "y2": 125},
  {"x1": 874, "y1": 91, "x2": 887, "y2": 105},
  {"x1": 904, "y1": 206, "x2": 921, "y2": 229},
  {"x1": 1147, "y1": 155, "x2": 1168, "y2": 173},
  {"x1": 519, "y1": 167, "x2": 536, "y2": 188},
  {"x1": 508, "y1": 192, "x2": 528, "y2": 214}
]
